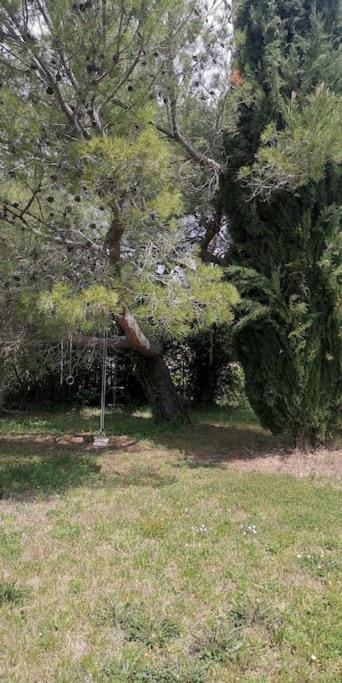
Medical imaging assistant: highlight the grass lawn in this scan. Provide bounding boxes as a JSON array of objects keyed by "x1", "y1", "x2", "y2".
[{"x1": 0, "y1": 407, "x2": 341, "y2": 682}]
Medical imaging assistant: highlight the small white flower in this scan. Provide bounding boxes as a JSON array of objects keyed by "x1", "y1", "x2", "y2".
[
  {"x1": 297, "y1": 554, "x2": 302, "y2": 559},
  {"x1": 309, "y1": 655, "x2": 317, "y2": 663}
]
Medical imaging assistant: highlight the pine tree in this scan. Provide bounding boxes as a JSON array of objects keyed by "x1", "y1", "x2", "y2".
[
  {"x1": 0, "y1": 1, "x2": 236, "y2": 421},
  {"x1": 223, "y1": 0, "x2": 342, "y2": 449}
]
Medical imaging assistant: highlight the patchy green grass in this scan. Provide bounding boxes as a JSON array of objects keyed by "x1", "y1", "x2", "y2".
[
  {"x1": 0, "y1": 408, "x2": 341, "y2": 681},
  {"x1": 0, "y1": 580, "x2": 30, "y2": 607}
]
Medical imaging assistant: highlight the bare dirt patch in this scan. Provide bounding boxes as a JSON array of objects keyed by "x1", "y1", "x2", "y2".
[{"x1": 189, "y1": 446, "x2": 342, "y2": 482}]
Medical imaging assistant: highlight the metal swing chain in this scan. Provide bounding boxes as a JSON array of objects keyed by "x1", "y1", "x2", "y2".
[
  {"x1": 65, "y1": 336, "x2": 75, "y2": 386},
  {"x1": 112, "y1": 350, "x2": 118, "y2": 411},
  {"x1": 209, "y1": 328, "x2": 214, "y2": 366},
  {"x1": 100, "y1": 331, "x2": 108, "y2": 434},
  {"x1": 60, "y1": 339, "x2": 64, "y2": 386}
]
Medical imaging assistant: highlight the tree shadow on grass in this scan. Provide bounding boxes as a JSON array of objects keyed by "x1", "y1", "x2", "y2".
[
  {"x1": 105, "y1": 468, "x2": 177, "y2": 488},
  {"x1": 0, "y1": 408, "x2": 292, "y2": 499},
  {"x1": 100, "y1": 412, "x2": 291, "y2": 468},
  {"x1": 0, "y1": 439, "x2": 177, "y2": 500},
  {"x1": 0, "y1": 441, "x2": 100, "y2": 500}
]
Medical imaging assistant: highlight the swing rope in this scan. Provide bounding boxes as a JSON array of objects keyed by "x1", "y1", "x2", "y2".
[{"x1": 99, "y1": 331, "x2": 107, "y2": 434}]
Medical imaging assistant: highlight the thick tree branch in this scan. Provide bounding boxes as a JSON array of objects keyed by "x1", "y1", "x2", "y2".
[
  {"x1": 102, "y1": 203, "x2": 162, "y2": 357},
  {"x1": 200, "y1": 251, "x2": 230, "y2": 266},
  {"x1": 104, "y1": 204, "x2": 125, "y2": 266},
  {"x1": 115, "y1": 313, "x2": 162, "y2": 357},
  {"x1": 73, "y1": 335, "x2": 132, "y2": 351},
  {"x1": 199, "y1": 193, "x2": 230, "y2": 266},
  {"x1": 155, "y1": 122, "x2": 223, "y2": 174},
  {"x1": 155, "y1": 97, "x2": 224, "y2": 176}
]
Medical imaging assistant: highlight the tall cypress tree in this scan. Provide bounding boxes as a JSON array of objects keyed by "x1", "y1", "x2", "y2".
[{"x1": 223, "y1": 0, "x2": 341, "y2": 449}]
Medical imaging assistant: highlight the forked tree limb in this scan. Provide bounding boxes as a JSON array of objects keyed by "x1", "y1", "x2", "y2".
[
  {"x1": 115, "y1": 313, "x2": 162, "y2": 357},
  {"x1": 103, "y1": 204, "x2": 162, "y2": 359},
  {"x1": 199, "y1": 194, "x2": 230, "y2": 266}
]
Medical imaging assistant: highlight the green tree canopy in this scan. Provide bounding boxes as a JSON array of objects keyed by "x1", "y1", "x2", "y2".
[
  {"x1": 223, "y1": 0, "x2": 341, "y2": 448},
  {"x1": 0, "y1": 0, "x2": 236, "y2": 421}
]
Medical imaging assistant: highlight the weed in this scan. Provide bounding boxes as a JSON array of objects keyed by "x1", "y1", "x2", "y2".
[
  {"x1": 299, "y1": 552, "x2": 341, "y2": 575},
  {"x1": 230, "y1": 598, "x2": 278, "y2": 632},
  {"x1": 110, "y1": 603, "x2": 180, "y2": 647},
  {"x1": 190, "y1": 616, "x2": 244, "y2": 663},
  {"x1": 0, "y1": 580, "x2": 30, "y2": 607}
]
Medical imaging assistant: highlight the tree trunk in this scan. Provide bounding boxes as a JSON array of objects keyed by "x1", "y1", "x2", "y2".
[
  {"x1": 104, "y1": 214, "x2": 189, "y2": 424},
  {"x1": 113, "y1": 312, "x2": 189, "y2": 424},
  {"x1": 76, "y1": 321, "x2": 189, "y2": 423},
  {"x1": 295, "y1": 431, "x2": 317, "y2": 453},
  {"x1": 190, "y1": 328, "x2": 219, "y2": 407},
  {"x1": 134, "y1": 354, "x2": 190, "y2": 424}
]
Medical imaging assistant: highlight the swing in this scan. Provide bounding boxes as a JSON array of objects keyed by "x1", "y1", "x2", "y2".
[
  {"x1": 110, "y1": 349, "x2": 125, "y2": 412},
  {"x1": 92, "y1": 332, "x2": 109, "y2": 448},
  {"x1": 60, "y1": 337, "x2": 75, "y2": 386},
  {"x1": 60, "y1": 334, "x2": 109, "y2": 448},
  {"x1": 65, "y1": 335, "x2": 75, "y2": 382}
]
